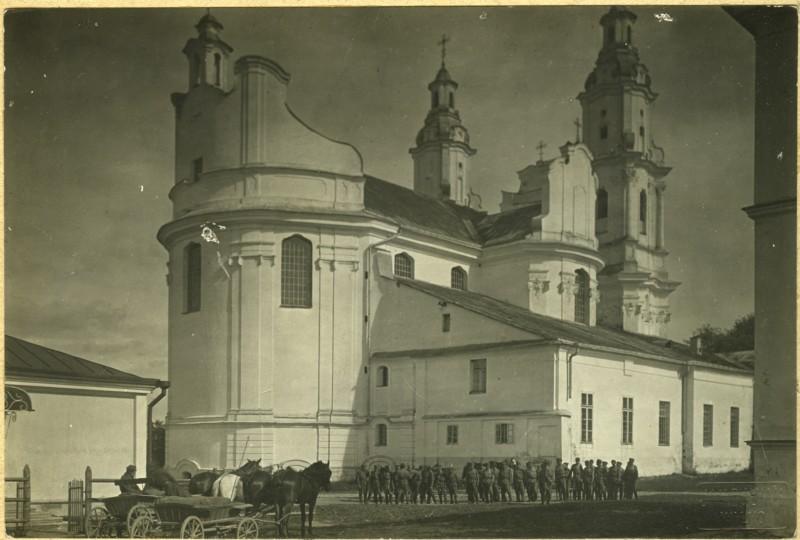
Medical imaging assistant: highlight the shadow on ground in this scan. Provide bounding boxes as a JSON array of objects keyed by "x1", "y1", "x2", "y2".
[{"x1": 311, "y1": 496, "x2": 749, "y2": 538}]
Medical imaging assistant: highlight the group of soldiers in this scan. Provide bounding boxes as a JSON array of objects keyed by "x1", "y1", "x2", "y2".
[{"x1": 354, "y1": 457, "x2": 640, "y2": 505}]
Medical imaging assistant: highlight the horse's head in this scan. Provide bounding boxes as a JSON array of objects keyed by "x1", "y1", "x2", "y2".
[
  {"x1": 236, "y1": 459, "x2": 262, "y2": 478},
  {"x1": 307, "y1": 461, "x2": 332, "y2": 491}
]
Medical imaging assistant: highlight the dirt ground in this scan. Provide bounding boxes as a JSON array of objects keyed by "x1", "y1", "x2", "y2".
[{"x1": 284, "y1": 492, "x2": 752, "y2": 539}]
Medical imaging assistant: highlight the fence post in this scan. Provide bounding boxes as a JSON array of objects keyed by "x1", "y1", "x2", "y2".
[
  {"x1": 22, "y1": 465, "x2": 30, "y2": 536},
  {"x1": 16, "y1": 476, "x2": 23, "y2": 536},
  {"x1": 83, "y1": 466, "x2": 92, "y2": 534}
]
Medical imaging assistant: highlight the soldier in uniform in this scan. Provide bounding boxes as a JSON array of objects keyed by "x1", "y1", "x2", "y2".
[
  {"x1": 594, "y1": 460, "x2": 607, "y2": 501},
  {"x1": 582, "y1": 460, "x2": 594, "y2": 501},
  {"x1": 570, "y1": 458, "x2": 583, "y2": 501},
  {"x1": 607, "y1": 460, "x2": 617, "y2": 500},
  {"x1": 537, "y1": 462, "x2": 554, "y2": 504},
  {"x1": 433, "y1": 464, "x2": 445, "y2": 504},
  {"x1": 409, "y1": 466, "x2": 420, "y2": 504},
  {"x1": 489, "y1": 463, "x2": 500, "y2": 502},
  {"x1": 369, "y1": 465, "x2": 381, "y2": 503},
  {"x1": 420, "y1": 465, "x2": 434, "y2": 504},
  {"x1": 554, "y1": 458, "x2": 564, "y2": 501},
  {"x1": 355, "y1": 464, "x2": 368, "y2": 503},
  {"x1": 497, "y1": 463, "x2": 512, "y2": 502},
  {"x1": 379, "y1": 466, "x2": 393, "y2": 504},
  {"x1": 512, "y1": 462, "x2": 525, "y2": 502},
  {"x1": 623, "y1": 458, "x2": 638, "y2": 500},
  {"x1": 478, "y1": 463, "x2": 490, "y2": 503},
  {"x1": 396, "y1": 464, "x2": 410, "y2": 503},
  {"x1": 562, "y1": 461, "x2": 571, "y2": 501},
  {"x1": 463, "y1": 463, "x2": 477, "y2": 503},
  {"x1": 614, "y1": 460, "x2": 625, "y2": 500},
  {"x1": 444, "y1": 465, "x2": 458, "y2": 504},
  {"x1": 523, "y1": 462, "x2": 538, "y2": 502}
]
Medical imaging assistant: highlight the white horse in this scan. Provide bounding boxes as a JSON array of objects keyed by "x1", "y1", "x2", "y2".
[{"x1": 211, "y1": 472, "x2": 245, "y2": 501}]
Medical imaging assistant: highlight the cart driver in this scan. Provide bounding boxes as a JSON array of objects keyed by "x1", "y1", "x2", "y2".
[{"x1": 119, "y1": 464, "x2": 142, "y2": 494}]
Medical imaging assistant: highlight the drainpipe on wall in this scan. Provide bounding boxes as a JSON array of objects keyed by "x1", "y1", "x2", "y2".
[
  {"x1": 566, "y1": 343, "x2": 580, "y2": 401},
  {"x1": 147, "y1": 381, "x2": 170, "y2": 471},
  {"x1": 362, "y1": 224, "x2": 401, "y2": 460}
]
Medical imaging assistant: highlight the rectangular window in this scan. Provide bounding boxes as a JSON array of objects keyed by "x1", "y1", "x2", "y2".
[
  {"x1": 703, "y1": 404, "x2": 714, "y2": 447},
  {"x1": 495, "y1": 423, "x2": 514, "y2": 444},
  {"x1": 442, "y1": 313, "x2": 451, "y2": 333},
  {"x1": 581, "y1": 393, "x2": 593, "y2": 444},
  {"x1": 622, "y1": 397, "x2": 634, "y2": 445},
  {"x1": 658, "y1": 401, "x2": 670, "y2": 446},
  {"x1": 446, "y1": 425, "x2": 458, "y2": 445},
  {"x1": 192, "y1": 157, "x2": 203, "y2": 182},
  {"x1": 730, "y1": 407, "x2": 740, "y2": 448},
  {"x1": 600, "y1": 125, "x2": 608, "y2": 140},
  {"x1": 185, "y1": 243, "x2": 202, "y2": 313},
  {"x1": 376, "y1": 424, "x2": 387, "y2": 447},
  {"x1": 470, "y1": 359, "x2": 486, "y2": 394}
]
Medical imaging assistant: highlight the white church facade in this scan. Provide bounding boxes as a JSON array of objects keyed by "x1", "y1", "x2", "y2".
[{"x1": 159, "y1": 8, "x2": 753, "y2": 480}]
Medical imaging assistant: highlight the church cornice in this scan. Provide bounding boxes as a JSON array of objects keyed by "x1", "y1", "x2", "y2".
[
  {"x1": 409, "y1": 139, "x2": 476, "y2": 156},
  {"x1": 592, "y1": 152, "x2": 671, "y2": 177},
  {"x1": 481, "y1": 239, "x2": 605, "y2": 270},
  {"x1": 577, "y1": 79, "x2": 658, "y2": 103}
]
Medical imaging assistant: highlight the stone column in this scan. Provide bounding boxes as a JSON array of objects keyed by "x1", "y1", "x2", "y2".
[{"x1": 656, "y1": 186, "x2": 666, "y2": 249}]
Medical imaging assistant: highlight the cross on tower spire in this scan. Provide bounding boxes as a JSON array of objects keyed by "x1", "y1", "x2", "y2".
[
  {"x1": 536, "y1": 140, "x2": 547, "y2": 163},
  {"x1": 438, "y1": 34, "x2": 450, "y2": 67},
  {"x1": 574, "y1": 118, "x2": 582, "y2": 143}
]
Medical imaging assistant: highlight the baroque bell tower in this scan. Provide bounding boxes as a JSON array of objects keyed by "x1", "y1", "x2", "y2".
[
  {"x1": 578, "y1": 7, "x2": 679, "y2": 337},
  {"x1": 410, "y1": 35, "x2": 477, "y2": 206}
]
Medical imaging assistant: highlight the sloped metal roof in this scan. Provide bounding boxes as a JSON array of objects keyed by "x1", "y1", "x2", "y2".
[
  {"x1": 363, "y1": 176, "x2": 543, "y2": 247},
  {"x1": 395, "y1": 278, "x2": 752, "y2": 373},
  {"x1": 5, "y1": 335, "x2": 161, "y2": 387}
]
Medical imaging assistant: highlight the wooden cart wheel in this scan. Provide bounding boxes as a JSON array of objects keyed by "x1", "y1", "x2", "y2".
[
  {"x1": 128, "y1": 515, "x2": 152, "y2": 539},
  {"x1": 180, "y1": 516, "x2": 204, "y2": 539},
  {"x1": 127, "y1": 504, "x2": 154, "y2": 532},
  {"x1": 236, "y1": 517, "x2": 259, "y2": 539},
  {"x1": 85, "y1": 507, "x2": 110, "y2": 538}
]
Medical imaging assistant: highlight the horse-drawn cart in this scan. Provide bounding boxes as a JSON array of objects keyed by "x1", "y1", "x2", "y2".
[
  {"x1": 84, "y1": 494, "x2": 160, "y2": 537},
  {"x1": 129, "y1": 497, "x2": 259, "y2": 539}
]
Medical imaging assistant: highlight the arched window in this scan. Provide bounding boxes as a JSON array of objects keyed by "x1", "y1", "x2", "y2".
[
  {"x1": 627, "y1": 26, "x2": 632, "y2": 43},
  {"x1": 451, "y1": 267, "x2": 467, "y2": 290},
  {"x1": 185, "y1": 243, "x2": 202, "y2": 313},
  {"x1": 377, "y1": 366, "x2": 389, "y2": 387},
  {"x1": 607, "y1": 26, "x2": 615, "y2": 44},
  {"x1": 596, "y1": 188, "x2": 608, "y2": 219},
  {"x1": 194, "y1": 54, "x2": 201, "y2": 86},
  {"x1": 574, "y1": 270, "x2": 590, "y2": 324},
  {"x1": 376, "y1": 424, "x2": 388, "y2": 447},
  {"x1": 214, "y1": 53, "x2": 221, "y2": 86},
  {"x1": 639, "y1": 190, "x2": 647, "y2": 234},
  {"x1": 281, "y1": 235, "x2": 313, "y2": 307},
  {"x1": 449, "y1": 93, "x2": 455, "y2": 108},
  {"x1": 432, "y1": 92, "x2": 439, "y2": 108},
  {"x1": 394, "y1": 253, "x2": 415, "y2": 279}
]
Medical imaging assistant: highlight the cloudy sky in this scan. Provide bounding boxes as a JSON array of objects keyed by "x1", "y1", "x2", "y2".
[{"x1": 5, "y1": 6, "x2": 755, "y2": 382}]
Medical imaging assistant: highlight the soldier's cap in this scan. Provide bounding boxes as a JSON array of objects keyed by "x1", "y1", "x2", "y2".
[{"x1": 126, "y1": 465, "x2": 136, "y2": 472}]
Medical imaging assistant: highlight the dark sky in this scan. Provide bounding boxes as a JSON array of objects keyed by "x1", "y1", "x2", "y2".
[{"x1": 4, "y1": 6, "x2": 755, "y2": 380}]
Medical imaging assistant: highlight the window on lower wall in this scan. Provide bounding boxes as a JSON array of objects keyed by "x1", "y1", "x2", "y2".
[
  {"x1": 442, "y1": 313, "x2": 451, "y2": 333},
  {"x1": 281, "y1": 235, "x2": 312, "y2": 308},
  {"x1": 376, "y1": 366, "x2": 389, "y2": 387},
  {"x1": 376, "y1": 424, "x2": 387, "y2": 447},
  {"x1": 394, "y1": 253, "x2": 415, "y2": 279},
  {"x1": 185, "y1": 243, "x2": 202, "y2": 313},
  {"x1": 446, "y1": 425, "x2": 459, "y2": 445},
  {"x1": 581, "y1": 393, "x2": 593, "y2": 444},
  {"x1": 703, "y1": 404, "x2": 714, "y2": 447},
  {"x1": 730, "y1": 406, "x2": 740, "y2": 448},
  {"x1": 495, "y1": 423, "x2": 513, "y2": 444},
  {"x1": 658, "y1": 401, "x2": 670, "y2": 446},
  {"x1": 470, "y1": 359, "x2": 486, "y2": 394},
  {"x1": 622, "y1": 397, "x2": 634, "y2": 445}
]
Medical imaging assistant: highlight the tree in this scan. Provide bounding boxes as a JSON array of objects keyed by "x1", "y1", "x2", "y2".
[{"x1": 693, "y1": 313, "x2": 754, "y2": 353}]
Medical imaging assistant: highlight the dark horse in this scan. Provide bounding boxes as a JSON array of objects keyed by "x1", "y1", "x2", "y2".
[
  {"x1": 144, "y1": 467, "x2": 189, "y2": 496},
  {"x1": 188, "y1": 459, "x2": 263, "y2": 496},
  {"x1": 246, "y1": 461, "x2": 332, "y2": 538}
]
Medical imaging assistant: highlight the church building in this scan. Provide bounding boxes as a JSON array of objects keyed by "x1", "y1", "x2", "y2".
[{"x1": 159, "y1": 8, "x2": 753, "y2": 480}]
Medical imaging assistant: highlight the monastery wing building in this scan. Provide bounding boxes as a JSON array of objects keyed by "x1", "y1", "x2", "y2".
[{"x1": 159, "y1": 9, "x2": 753, "y2": 480}]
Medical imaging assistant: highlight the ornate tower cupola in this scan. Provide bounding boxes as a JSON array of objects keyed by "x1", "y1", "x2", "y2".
[
  {"x1": 410, "y1": 35, "x2": 477, "y2": 206},
  {"x1": 577, "y1": 7, "x2": 679, "y2": 338},
  {"x1": 182, "y1": 10, "x2": 234, "y2": 91}
]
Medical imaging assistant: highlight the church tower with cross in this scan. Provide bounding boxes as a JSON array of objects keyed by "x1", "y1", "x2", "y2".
[
  {"x1": 577, "y1": 6, "x2": 679, "y2": 337},
  {"x1": 410, "y1": 35, "x2": 477, "y2": 206}
]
